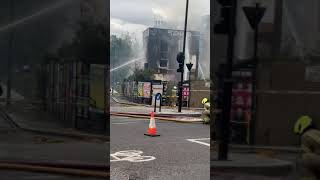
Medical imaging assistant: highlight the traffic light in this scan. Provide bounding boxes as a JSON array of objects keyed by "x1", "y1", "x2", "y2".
[
  {"x1": 214, "y1": 0, "x2": 232, "y2": 34},
  {"x1": 177, "y1": 63, "x2": 184, "y2": 73},
  {"x1": 176, "y1": 52, "x2": 185, "y2": 73}
]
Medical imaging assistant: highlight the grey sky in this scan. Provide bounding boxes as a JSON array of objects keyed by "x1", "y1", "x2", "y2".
[{"x1": 111, "y1": 0, "x2": 210, "y2": 38}]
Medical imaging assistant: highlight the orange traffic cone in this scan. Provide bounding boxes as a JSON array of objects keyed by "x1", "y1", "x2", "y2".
[{"x1": 144, "y1": 111, "x2": 160, "y2": 137}]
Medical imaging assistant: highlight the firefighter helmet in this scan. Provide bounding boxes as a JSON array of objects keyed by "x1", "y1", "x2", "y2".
[
  {"x1": 202, "y1": 98, "x2": 208, "y2": 105},
  {"x1": 294, "y1": 116, "x2": 313, "y2": 135}
]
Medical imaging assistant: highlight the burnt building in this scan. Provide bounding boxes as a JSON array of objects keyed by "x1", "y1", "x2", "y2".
[{"x1": 143, "y1": 27, "x2": 200, "y2": 83}]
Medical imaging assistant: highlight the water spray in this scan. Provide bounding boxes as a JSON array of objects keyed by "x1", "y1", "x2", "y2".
[
  {"x1": 0, "y1": 0, "x2": 74, "y2": 33},
  {"x1": 198, "y1": 63, "x2": 206, "y2": 80},
  {"x1": 110, "y1": 58, "x2": 144, "y2": 72}
]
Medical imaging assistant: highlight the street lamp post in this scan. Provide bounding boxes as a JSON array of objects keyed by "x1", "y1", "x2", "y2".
[{"x1": 178, "y1": 0, "x2": 189, "y2": 113}]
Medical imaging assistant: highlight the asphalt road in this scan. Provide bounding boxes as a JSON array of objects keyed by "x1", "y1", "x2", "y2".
[
  {"x1": 0, "y1": 112, "x2": 108, "y2": 180},
  {"x1": 110, "y1": 116, "x2": 210, "y2": 180}
]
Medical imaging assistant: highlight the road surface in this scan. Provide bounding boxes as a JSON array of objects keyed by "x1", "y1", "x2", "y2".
[
  {"x1": 110, "y1": 116, "x2": 210, "y2": 180},
  {"x1": 0, "y1": 110, "x2": 108, "y2": 179}
]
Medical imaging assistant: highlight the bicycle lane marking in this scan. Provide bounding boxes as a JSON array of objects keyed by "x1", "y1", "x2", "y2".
[
  {"x1": 186, "y1": 138, "x2": 210, "y2": 147},
  {"x1": 110, "y1": 150, "x2": 156, "y2": 162}
]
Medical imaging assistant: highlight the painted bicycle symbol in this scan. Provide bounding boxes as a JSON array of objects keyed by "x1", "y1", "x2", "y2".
[{"x1": 110, "y1": 150, "x2": 156, "y2": 162}]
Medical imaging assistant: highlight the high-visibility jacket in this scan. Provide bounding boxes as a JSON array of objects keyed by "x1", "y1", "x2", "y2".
[
  {"x1": 202, "y1": 102, "x2": 210, "y2": 123},
  {"x1": 204, "y1": 102, "x2": 210, "y2": 110},
  {"x1": 301, "y1": 129, "x2": 320, "y2": 178},
  {"x1": 302, "y1": 129, "x2": 320, "y2": 154}
]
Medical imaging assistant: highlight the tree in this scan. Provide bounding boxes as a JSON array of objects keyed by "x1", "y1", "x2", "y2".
[
  {"x1": 56, "y1": 20, "x2": 108, "y2": 64},
  {"x1": 110, "y1": 33, "x2": 138, "y2": 84},
  {"x1": 127, "y1": 67, "x2": 155, "y2": 82}
]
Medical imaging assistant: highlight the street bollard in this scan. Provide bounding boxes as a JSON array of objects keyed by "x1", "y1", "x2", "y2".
[{"x1": 154, "y1": 93, "x2": 162, "y2": 113}]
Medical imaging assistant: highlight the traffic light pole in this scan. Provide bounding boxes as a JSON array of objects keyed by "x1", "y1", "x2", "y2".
[
  {"x1": 218, "y1": 0, "x2": 237, "y2": 160},
  {"x1": 178, "y1": 0, "x2": 189, "y2": 113}
]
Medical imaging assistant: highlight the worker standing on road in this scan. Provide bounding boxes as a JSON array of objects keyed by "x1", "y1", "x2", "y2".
[
  {"x1": 171, "y1": 86, "x2": 177, "y2": 107},
  {"x1": 294, "y1": 115, "x2": 320, "y2": 180},
  {"x1": 201, "y1": 98, "x2": 210, "y2": 124}
]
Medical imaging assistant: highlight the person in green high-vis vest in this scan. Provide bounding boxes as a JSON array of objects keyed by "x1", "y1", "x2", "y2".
[
  {"x1": 201, "y1": 98, "x2": 210, "y2": 124},
  {"x1": 294, "y1": 116, "x2": 320, "y2": 180}
]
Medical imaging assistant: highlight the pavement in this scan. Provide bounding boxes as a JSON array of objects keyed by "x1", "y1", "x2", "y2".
[
  {"x1": 111, "y1": 96, "x2": 203, "y2": 123},
  {"x1": 111, "y1": 96, "x2": 144, "y2": 106},
  {"x1": 0, "y1": 101, "x2": 109, "y2": 142},
  {"x1": 211, "y1": 153, "x2": 294, "y2": 176},
  {"x1": 112, "y1": 96, "x2": 203, "y2": 112},
  {"x1": 210, "y1": 140, "x2": 303, "y2": 179}
]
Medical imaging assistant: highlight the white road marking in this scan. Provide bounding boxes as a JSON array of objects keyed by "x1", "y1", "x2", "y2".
[
  {"x1": 186, "y1": 138, "x2": 210, "y2": 147},
  {"x1": 110, "y1": 150, "x2": 156, "y2": 162}
]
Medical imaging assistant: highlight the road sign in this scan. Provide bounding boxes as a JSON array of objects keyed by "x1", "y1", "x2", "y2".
[
  {"x1": 186, "y1": 63, "x2": 193, "y2": 71},
  {"x1": 156, "y1": 93, "x2": 161, "y2": 100},
  {"x1": 242, "y1": 5, "x2": 266, "y2": 29}
]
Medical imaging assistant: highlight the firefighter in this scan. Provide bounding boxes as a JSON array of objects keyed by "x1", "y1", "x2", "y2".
[
  {"x1": 294, "y1": 116, "x2": 320, "y2": 180},
  {"x1": 171, "y1": 86, "x2": 177, "y2": 107},
  {"x1": 201, "y1": 98, "x2": 210, "y2": 124}
]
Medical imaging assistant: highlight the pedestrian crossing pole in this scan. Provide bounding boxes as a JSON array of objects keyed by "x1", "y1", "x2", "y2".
[
  {"x1": 178, "y1": 0, "x2": 189, "y2": 113},
  {"x1": 242, "y1": 2, "x2": 266, "y2": 145}
]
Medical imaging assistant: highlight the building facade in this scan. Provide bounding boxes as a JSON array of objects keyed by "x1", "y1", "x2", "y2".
[{"x1": 143, "y1": 27, "x2": 200, "y2": 83}]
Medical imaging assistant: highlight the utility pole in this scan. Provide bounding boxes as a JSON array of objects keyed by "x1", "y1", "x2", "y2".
[
  {"x1": 7, "y1": 0, "x2": 15, "y2": 106},
  {"x1": 178, "y1": 0, "x2": 189, "y2": 113}
]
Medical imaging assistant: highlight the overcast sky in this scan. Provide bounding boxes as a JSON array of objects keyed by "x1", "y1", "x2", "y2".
[{"x1": 111, "y1": 0, "x2": 210, "y2": 40}]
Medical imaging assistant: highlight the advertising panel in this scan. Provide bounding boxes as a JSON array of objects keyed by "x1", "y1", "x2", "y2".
[
  {"x1": 230, "y1": 70, "x2": 252, "y2": 144},
  {"x1": 143, "y1": 82, "x2": 151, "y2": 98},
  {"x1": 182, "y1": 86, "x2": 190, "y2": 101}
]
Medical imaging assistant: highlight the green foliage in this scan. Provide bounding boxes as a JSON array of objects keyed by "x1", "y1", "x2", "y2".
[
  {"x1": 127, "y1": 67, "x2": 155, "y2": 82},
  {"x1": 110, "y1": 33, "x2": 139, "y2": 84},
  {"x1": 56, "y1": 20, "x2": 108, "y2": 64},
  {"x1": 50, "y1": 19, "x2": 140, "y2": 85},
  {"x1": 165, "y1": 82, "x2": 175, "y2": 96}
]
